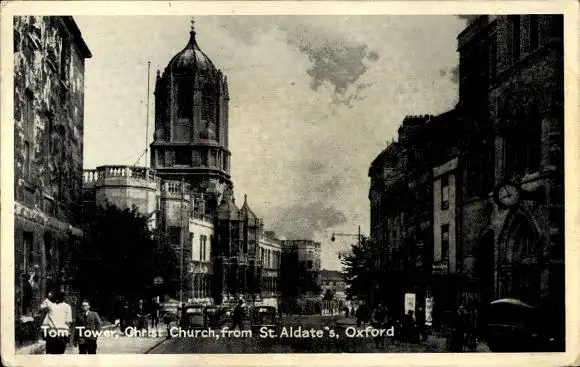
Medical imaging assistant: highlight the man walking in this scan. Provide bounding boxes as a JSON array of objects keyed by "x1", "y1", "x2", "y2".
[
  {"x1": 40, "y1": 289, "x2": 72, "y2": 354},
  {"x1": 371, "y1": 303, "x2": 387, "y2": 348},
  {"x1": 231, "y1": 299, "x2": 245, "y2": 330},
  {"x1": 150, "y1": 298, "x2": 160, "y2": 329},
  {"x1": 73, "y1": 300, "x2": 102, "y2": 354}
]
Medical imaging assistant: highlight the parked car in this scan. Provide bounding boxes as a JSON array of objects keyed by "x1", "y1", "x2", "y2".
[
  {"x1": 485, "y1": 298, "x2": 563, "y2": 352},
  {"x1": 250, "y1": 306, "x2": 279, "y2": 335},
  {"x1": 179, "y1": 304, "x2": 205, "y2": 330},
  {"x1": 204, "y1": 306, "x2": 227, "y2": 328}
]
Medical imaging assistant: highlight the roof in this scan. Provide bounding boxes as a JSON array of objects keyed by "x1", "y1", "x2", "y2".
[
  {"x1": 239, "y1": 194, "x2": 258, "y2": 222},
  {"x1": 167, "y1": 29, "x2": 216, "y2": 75},
  {"x1": 216, "y1": 191, "x2": 240, "y2": 221},
  {"x1": 62, "y1": 16, "x2": 92, "y2": 59}
]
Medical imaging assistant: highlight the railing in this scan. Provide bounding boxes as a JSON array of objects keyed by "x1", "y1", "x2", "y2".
[
  {"x1": 162, "y1": 180, "x2": 192, "y2": 194},
  {"x1": 83, "y1": 165, "x2": 158, "y2": 184}
]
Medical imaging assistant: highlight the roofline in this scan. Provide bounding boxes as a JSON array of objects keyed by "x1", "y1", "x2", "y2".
[{"x1": 62, "y1": 16, "x2": 92, "y2": 59}]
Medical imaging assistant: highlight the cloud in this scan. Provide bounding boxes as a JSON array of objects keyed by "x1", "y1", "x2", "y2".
[
  {"x1": 270, "y1": 201, "x2": 348, "y2": 241},
  {"x1": 284, "y1": 23, "x2": 379, "y2": 105}
]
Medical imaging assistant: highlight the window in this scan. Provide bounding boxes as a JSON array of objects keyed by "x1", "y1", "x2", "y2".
[
  {"x1": 441, "y1": 175, "x2": 449, "y2": 210},
  {"x1": 200, "y1": 235, "x2": 207, "y2": 262},
  {"x1": 24, "y1": 232, "x2": 34, "y2": 273},
  {"x1": 510, "y1": 15, "x2": 521, "y2": 62},
  {"x1": 174, "y1": 148, "x2": 191, "y2": 166},
  {"x1": 23, "y1": 91, "x2": 35, "y2": 180},
  {"x1": 169, "y1": 226, "x2": 181, "y2": 246},
  {"x1": 529, "y1": 15, "x2": 539, "y2": 51},
  {"x1": 173, "y1": 119, "x2": 192, "y2": 142},
  {"x1": 489, "y1": 35, "x2": 497, "y2": 83},
  {"x1": 176, "y1": 77, "x2": 193, "y2": 120},
  {"x1": 201, "y1": 85, "x2": 213, "y2": 122},
  {"x1": 441, "y1": 225, "x2": 449, "y2": 262},
  {"x1": 60, "y1": 34, "x2": 71, "y2": 81}
]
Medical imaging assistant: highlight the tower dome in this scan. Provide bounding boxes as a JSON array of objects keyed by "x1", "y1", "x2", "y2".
[{"x1": 167, "y1": 23, "x2": 217, "y2": 76}]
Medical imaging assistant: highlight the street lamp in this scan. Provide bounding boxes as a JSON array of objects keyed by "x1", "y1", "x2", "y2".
[{"x1": 331, "y1": 225, "x2": 362, "y2": 247}]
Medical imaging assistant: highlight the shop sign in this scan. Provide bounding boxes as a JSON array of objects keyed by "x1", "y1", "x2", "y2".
[
  {"x1": 432, "y1": 262, "x2": 448, "y2": 274},
  {"x1": 404, "y1": 293, "x2": 416, "y2": 315},
  {"x1": 425, "y1": 297, "x2": 433, "y2": 326}
]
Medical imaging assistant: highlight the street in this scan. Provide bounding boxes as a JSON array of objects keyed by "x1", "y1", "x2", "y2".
[{"x1": 147, "y1": 315, "x2": 487, "y2": 353}]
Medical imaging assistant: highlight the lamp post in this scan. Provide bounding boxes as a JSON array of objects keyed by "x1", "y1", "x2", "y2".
[{"x1": 331, "y1": 225, "x2": 362, "y2": 247}]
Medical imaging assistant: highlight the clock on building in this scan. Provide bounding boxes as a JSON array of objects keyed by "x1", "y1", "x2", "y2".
[{"x1": 494, "y1": 182, "x2": 522, "y2": 208}]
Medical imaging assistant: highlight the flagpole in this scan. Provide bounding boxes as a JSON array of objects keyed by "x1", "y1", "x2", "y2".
[{"x1": 145, "y1": 61, "x2": 151, "y2": 167}]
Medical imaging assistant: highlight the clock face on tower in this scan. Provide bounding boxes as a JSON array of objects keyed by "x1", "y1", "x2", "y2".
[{"x1": 494, "y1": 182, "x2": 521, "y2": 208}]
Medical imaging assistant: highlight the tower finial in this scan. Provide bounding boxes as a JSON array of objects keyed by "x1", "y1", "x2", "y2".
[{"x1": 190, "y1": 18, "x2": 196, "y2": 32}]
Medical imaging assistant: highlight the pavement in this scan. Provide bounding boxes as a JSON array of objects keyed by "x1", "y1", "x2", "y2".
[
  {"x1": 335, "y1": 316, "x2": 491, "y2": 353},
  {"x1": 16, "y1": 323, "x2": 167, "y2": 355}
]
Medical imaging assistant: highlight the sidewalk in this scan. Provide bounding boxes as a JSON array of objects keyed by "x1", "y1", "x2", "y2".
[
  {"x1": 335, "y1": 317, "x2": 490, "y2": 353},
  {"x1": 16, "y1": 323, "x2": 167, "y2": 355}
]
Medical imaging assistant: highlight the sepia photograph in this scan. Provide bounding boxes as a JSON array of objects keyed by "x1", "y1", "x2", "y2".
[{"x1": 1, "y1": 1, "x2": 579, "y2": 366}]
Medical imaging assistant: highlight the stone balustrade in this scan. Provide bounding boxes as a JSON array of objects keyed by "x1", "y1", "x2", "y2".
[{"x1": 83, "y1": 165, "x2": 159, "y2": 184}]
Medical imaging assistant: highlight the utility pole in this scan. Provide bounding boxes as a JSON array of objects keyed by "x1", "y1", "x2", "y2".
[
  {"x1": 145, "y1": 61, "x2": 151, "y2": 168},
  {"x1": 179, "y1": 178, "x2": 185, "y2": 306}
]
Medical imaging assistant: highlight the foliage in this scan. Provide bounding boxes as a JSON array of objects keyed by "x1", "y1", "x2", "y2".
[
  {"x1": 341, "y1": 235, "x2": 381, "y2": 302},
  {"x1": 74, "y1": 203, "x2": 179, "y2": 319}
]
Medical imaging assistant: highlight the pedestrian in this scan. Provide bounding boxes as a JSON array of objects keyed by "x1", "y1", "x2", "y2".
[
  {"x1": 404, "y1": 310, "x2": 417, "y2": 343},
  {"x1": 136, "y1": 299, "x2": 147, "y2": 329},
  {"x1": 345, "y1": 306, "x2": 350, "y2": 318},
  {"x1": 231, "y1": 299, "x2": 244, "y2": 330},
  {"x1": 415, "y1": 306, "x2": 427, "y2": 342},
  {"x1": 450, "y1": 307, "x2": 466, "y2": 352},
  {"x1": 73, "y1": 300, "x2": 102, "y2": 354},
  {"x1": 150, "y1": 298, "x2": 160, "y2": 329},
  {"x1": 371, "y1": 303, "x2": 387, "y2": 348},
  {"x1": 39, "y1": 289, "x2": 72, "y2": 354},
  {"x1": 163, "y1": 310, "x2": 173, "y2": 339}
]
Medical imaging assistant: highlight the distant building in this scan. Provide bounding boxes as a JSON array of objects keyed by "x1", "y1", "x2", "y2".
[
  {"x1": 258, "y1": 231, "x2": 282, "y2": 308},
  {"x1": 320, "y1": 270, "x2": 347, "y2": 299},
  {"x1": 280, "y1": 240, "x2": 321, "y2": 296},
  {"x1": 13, "y1": 16, "x2": 92, "y2": 330}
]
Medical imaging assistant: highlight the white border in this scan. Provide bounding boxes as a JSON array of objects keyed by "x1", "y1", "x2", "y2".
[{"x1": 1, "y1": 2, "x2": 579, "y2": 366}]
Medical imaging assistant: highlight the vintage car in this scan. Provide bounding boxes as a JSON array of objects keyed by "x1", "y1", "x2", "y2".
[
  {"x1": 250, "y1": 306, "x2": 279, "y2": 334},
  {"x1": 485, "y1": 298, "x2": 563, "y2": 352},
  {"x1": 204, "y1": 306, "x2": 227, "y2": 328},
  {"x1": 179, "y1": 304, "x2": 206, "y2": 330}
]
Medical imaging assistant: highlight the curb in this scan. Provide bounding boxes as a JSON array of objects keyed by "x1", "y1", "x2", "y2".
[{"x1": 143, "y1": 338, "x2": 168, "y2": 354}]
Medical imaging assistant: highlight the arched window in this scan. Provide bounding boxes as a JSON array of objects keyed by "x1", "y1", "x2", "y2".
[
  {"x1": 201, "y1": 84, "x2": 213, "y2": 125},
  {"x1": 176, "y1": 77, "x2": 193, "y2": 120}
]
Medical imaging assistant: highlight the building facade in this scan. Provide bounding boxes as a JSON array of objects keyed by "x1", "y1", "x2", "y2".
[
  {"x1": 258, "y1": 231, "x2": 282, "y2": 308},
  {"x1": 370, "y1": 15, "x2": 564, "y2": 332},
  {"x1": 456, "y1": 15, "x2": 564, "y2": 316},
  {"x1": 14, "y1": 16, "x2": 92, "y2": 340}
]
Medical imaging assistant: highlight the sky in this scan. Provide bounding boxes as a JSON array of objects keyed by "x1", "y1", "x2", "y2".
[{"x1": 76, "y1": 15, "x2": 470, "y2": 270}]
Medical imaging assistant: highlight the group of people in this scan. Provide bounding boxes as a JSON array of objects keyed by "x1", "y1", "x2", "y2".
[
  {"x1": 38, "y1": 289, "x2": 103, "y2": 354},
  {"x1": 119, "y1": 298, "x2": 161, "y2": 332},
  {"x1": 352, "y1": 302, "x2": 430, "y2": 348}
]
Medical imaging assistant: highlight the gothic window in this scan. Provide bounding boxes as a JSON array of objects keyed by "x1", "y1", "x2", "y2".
[
  {"x1": 176, "y1": 77, "x2": 193, "y2": 120},
  {"x1": 201, "y1": 84, "x2": 213, "y2": 124},
  {"x1": 441, "y1": 225, "x2": 449, "y2": 262},
  {"x1": 440, "y1": 175, "x2": 449, "y2": 210},
  {"x1": 528, "y1": 15, "x2": 539, "y2": 51},
  {"x1": 60, "y1": 34, "x2": 71, "y2": 81},
  {"x1": 510, "y1": 15, "x2": 521, "y2": 62},
  {"x1": 489, "y1": 34, "x2": 497, "y2": 83},
  {"x1": 23, "y1": 91, "x2": 35, "y2": 181}
]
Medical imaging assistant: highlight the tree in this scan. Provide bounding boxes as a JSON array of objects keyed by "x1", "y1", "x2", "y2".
[
  {"x1": 74, "y1": 203, "x2": 179, "y2": 320},
  {"x1": 341, "y1": 236, "x2": 380, "y2": 303}
]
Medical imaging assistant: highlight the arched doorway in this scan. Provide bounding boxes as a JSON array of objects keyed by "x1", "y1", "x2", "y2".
[
  {"x1": 475, "y1": 231, "x2": 495, "y2": 304},
  {"x1": 497, "y1": 213, "x2": 541, "y2": 305}
]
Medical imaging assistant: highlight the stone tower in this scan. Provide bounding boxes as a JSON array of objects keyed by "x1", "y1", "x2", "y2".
[{"x1": 150, "y1": 22, "x2": 232, "y2": 216}]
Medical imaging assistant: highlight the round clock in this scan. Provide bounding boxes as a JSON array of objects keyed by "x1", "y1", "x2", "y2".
[{"x1": 494, "y1": 182, "x2": 521, "y2": 208}]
